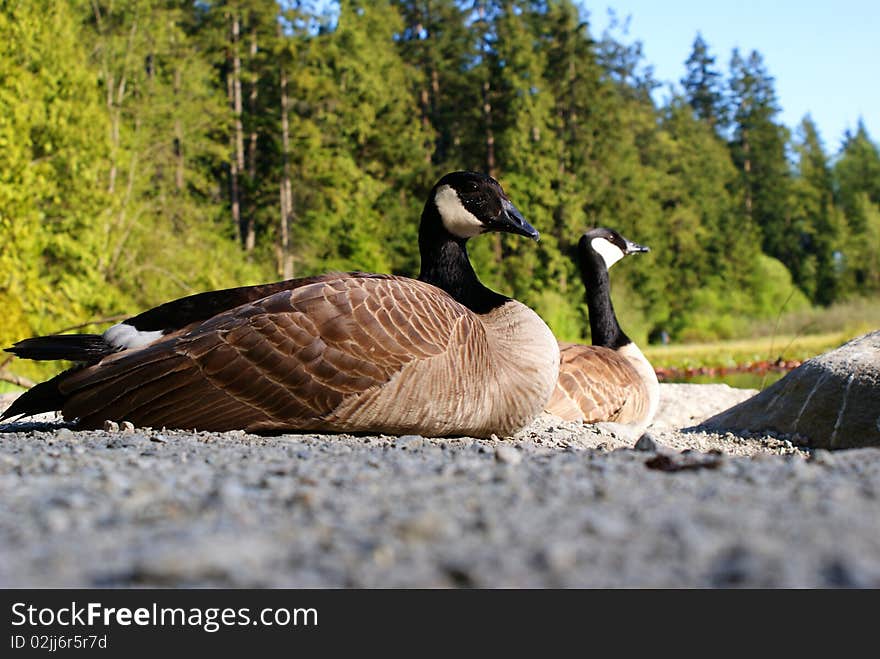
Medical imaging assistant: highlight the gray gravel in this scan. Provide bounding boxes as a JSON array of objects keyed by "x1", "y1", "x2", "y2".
[{"x1": 1, "y1": 384, "x2": 879, "y2": 588}]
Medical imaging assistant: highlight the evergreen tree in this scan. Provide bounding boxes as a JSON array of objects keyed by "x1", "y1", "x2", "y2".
[
  {"x1": 728, "y1": 49, "x2": 794, "y2": 283},
  {"x1": 0, "y1": 0, "x2": 119, "y2": 377},
  {"x1": 392, "y1": 0, "x2": 482, "y2": 170},
  {"x1": 481, "y1": 0, "x2": 576, "y2": 334},
  {"x1": 83, "y1": 0, "x2": 263, "y2": 311},
  {"x1": 283, "y1": 0, "x2": 433, "y2": 277},
  {"x1": 835, "y1": 121, "x2": 880, "y2": 292},
  {"x1": 596, "y1": 9, "x2": 658, "y2": 104},
  {"x1": 644, "y1": 97, "x2": 762, "y2": 337},
  {"x1": 681, "y1": 33, "x2": 727, "y2": 131},
  {"x1": 835, "y1": 120, "x2": 880, "y2": 227},
  {"x1": 790, "y1": 116, "x2": 844, "y2": 303}
]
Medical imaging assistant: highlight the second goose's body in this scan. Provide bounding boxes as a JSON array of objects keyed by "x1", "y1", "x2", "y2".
[
  {"x1": 4, "y1": 172, "x2": 559, "y2": 437},
  {"x1": 545, "y1": 228, "x2": 659, "y2": 427}
]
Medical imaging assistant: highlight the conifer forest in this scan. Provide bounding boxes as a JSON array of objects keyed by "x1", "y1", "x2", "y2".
[{"x1": 2, "y1": 0, "x2": 879, "y2": 382}]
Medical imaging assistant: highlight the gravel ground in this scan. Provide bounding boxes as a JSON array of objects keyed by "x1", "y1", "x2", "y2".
[{"x1": 1, "y1": 384, "x2": 878, "y2": 588}]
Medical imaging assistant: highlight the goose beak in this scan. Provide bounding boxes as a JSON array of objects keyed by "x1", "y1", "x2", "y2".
[
  {"x1": 625, "y1": 239, "x2": 649, "y2": 254},
  {"x1": 488, "y1": 199, "x2": 540, "y2": 241}
]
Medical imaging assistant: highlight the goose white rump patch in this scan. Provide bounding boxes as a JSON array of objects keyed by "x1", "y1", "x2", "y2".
[
  {"x1": 435, "y1": 184, "x2": 483, "y2": 238},
  {"x1": 591, "y1": 237, "x2": 625, "y2": 269},
  {"x1": 103, "y1": 323, "x2": 164, "y2": 350}
]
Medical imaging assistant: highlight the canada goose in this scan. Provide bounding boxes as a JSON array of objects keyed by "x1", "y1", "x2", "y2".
[
  {"x1": 545, "y1": 228, "x2": 659, "y2": 427},
  {"x1": 2, "y1": 172, "x2": 559, "y2": 437}
]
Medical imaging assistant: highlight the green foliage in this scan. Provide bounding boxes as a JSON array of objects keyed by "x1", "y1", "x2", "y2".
[
  {"x1": 0, "y1": 1, "x2": 120, "y2": 353},
  {"x1": 748, "y1": 253, "x2": 811, "y2": 317},
  {"x1": 834, "y1": 122, "x2": 880, "y2": 294},
  {"x1": 1, "y1": 0, "x2": 878, "y2": 388},
  {"x1": 83, "y1": 0, "x2": 266, "y2": 304},
  {"x1": 728, "y1": 50, "x2": 794, "y2": 276},
  {"x1": 681, "y1": 33, "x2": 727, "y2": 130},
  {"x1": 789, "y1": 116, "x2": 844, "y2": 304}
]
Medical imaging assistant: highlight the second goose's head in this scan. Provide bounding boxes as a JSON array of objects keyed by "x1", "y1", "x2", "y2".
[
  {"x1": 426, "y1": 171, "x2": 538, "y2": 242},
  {"x1": 580, "y1": 227, "x2": 649, "y2": 271}
]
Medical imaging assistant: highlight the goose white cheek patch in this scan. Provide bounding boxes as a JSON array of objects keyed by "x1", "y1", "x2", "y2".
[
  {"x1": 435, "y1": 185, "x2": 484, "y2": 238},
  {"x1": 591, "y1": 237, "x2": 625, "y2": 269},
  {"x1": 103, "y1": 323, "x2": 164, "y2": 350}
]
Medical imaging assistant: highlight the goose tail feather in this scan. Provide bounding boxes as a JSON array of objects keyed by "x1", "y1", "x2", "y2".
[{"x1": 4, "y1": 334, "x2": 112, "y2": 363}]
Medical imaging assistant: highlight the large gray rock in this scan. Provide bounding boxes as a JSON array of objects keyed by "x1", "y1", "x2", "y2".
[{"x1": 702, "y1": 331, "x2": 880, "y2": 449}]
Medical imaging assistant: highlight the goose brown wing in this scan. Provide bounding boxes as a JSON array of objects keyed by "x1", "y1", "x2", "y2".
[
  {"x1": 59, "y1": 275, "x2": 474, "y2": 431},
  {"x1": 546, "y1": 343, "x2": 649, "y2": 423}
]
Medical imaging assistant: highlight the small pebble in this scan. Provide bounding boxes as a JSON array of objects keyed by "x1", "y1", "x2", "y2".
[
  {"x1": 55, "y1": 428, "x2": 74, "y2": 440},
  {"x1": 494, "y1": 444, "x2": 522, "y2": 465},
  {"x1": 540, "y1": 543, "x2": 577, "y2": 571},
  {"x1": 103, "y1": 420, "x2": 119, "y2": 432},
  {"x1": 150, "y1": 434, "x2": 168, "y2": 443},
  {"x1": 395, "y1": 435, "x2": 424, "y2": 449},
  {"x1": 121, "y1": 421, "x2": 135, "y2": 433},
  {"x1": 634, "y1": 433, "x2": 658, "y2": 452}
]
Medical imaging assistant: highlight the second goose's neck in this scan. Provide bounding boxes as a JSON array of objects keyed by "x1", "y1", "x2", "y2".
[
  {"x1": 581, "y1": 248, "x2": 631, "y2": 350},
  {"x1": 417, "y1": 206, "x2": 508, "y2": 314}
]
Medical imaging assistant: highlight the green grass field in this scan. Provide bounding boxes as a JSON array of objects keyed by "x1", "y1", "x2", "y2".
[
  {"x1": 645, "y1": 297, "x2": 878, "y2": 371},
  {"x1": 644, "y1": 330, "x2": 855, "y2": 370}
]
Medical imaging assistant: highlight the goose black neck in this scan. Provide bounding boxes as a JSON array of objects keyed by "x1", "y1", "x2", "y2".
[
  {"x1": 417, "y1": 201, "x2": 508, "y2": 314},
  {"x1": 580, "y1": 246, "x2": 631, "y2": 349}
]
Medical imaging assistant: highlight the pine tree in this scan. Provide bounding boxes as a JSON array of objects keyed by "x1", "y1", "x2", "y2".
[
  {"x1": 646, "y1": 97, "x2": 763, "y2": 336},
  {"x1": 835, "y1": 121, "x2": 880, "y2": 292},
  {"x1": 596, "y1": 9, "x2": 658, "y2": 104},
  {"x1": 790, "y1": 116, "x2": 844, "y2": 303},
  {"x1": 281, "y1": 0, "x2": 432, "y2": 277},
  {"x1": 392, "y1": 0, "x2": 482, "y2": 170},
  {"x1": 728, "y1": 49, "x2": 794, "y2": 283},
  {"x1": 681, "y1": 33, "x2": 727, "y2": 131},
  {"x1": 835, "y1": 120, "x2": 880, "y2": 227},
  {"x1": 83, "y1": 0, "x2": 264, "y2": 308},
  {"x1": 0, "y1": 0, "x2": 118, "y2": 376}
]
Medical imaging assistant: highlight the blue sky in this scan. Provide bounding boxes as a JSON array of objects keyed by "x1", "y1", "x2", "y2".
[{"x1": 588, "y1": 1, "x2": 878, "y2": 154}]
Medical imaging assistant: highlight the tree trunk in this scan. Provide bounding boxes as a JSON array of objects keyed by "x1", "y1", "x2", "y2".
[
  {"x1": 415, "y1": 21, "x2": 430, "y2": 130},
  {"x1": 174, "y1": 67, "x2": 184, "y2": 192},
  {"x1": 228, "y1": 11, "x2": 245, "y2": 247},
  {"x1": 108, "y1": 73, "x2": 119, "y2": 194},
  {"x1": 476, "y1": 2, "x2": 500, "y2": 264},
  {"x1": 482, "y1": 78, "x2": 496, "y2": 178},
  {"x1": 278, "y1": 41, "x2": 294, "y2": 280},
  {"x1": 477, "y1": 2, "x2": 495, "y2": 178},
  {"x1": 414, "y1": 16, "x2": 435, "y2": 164},
  {"x1": 743, "y1": 128, "x2": 752, "y2": 217},
  {"x1": 244, "y1": 25, "x2": 258, "y2": 252}
]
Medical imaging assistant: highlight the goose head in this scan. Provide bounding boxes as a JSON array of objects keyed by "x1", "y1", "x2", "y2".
[
  {"x1": 577, "y1": 228, "x2": 649, "y2": 351},
  {"x1": 418, "y1": 172, "x2": 538, "y2": 313},
  {"x1": 580, "y1": 227, "x2": 649, "y2": 270},
  {"x1": 429, "y1": 171, "x2": 538, "y2": 241}
]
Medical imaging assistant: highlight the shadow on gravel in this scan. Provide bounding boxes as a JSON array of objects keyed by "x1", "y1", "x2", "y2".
[
  {"x1": 645, "y1": 452, "x2": 725, "y2": 472},
  {"x1": 0, "y1": 420, "x2": 73, "y2": 434}
]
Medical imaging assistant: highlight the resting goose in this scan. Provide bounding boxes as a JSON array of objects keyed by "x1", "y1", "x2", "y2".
[
  {"x1": 545, "y1": 228, "x2": 659, "y2": 427},
  {"x1": 3, "y1": 172, "x2": 560, "y2": 437}
]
